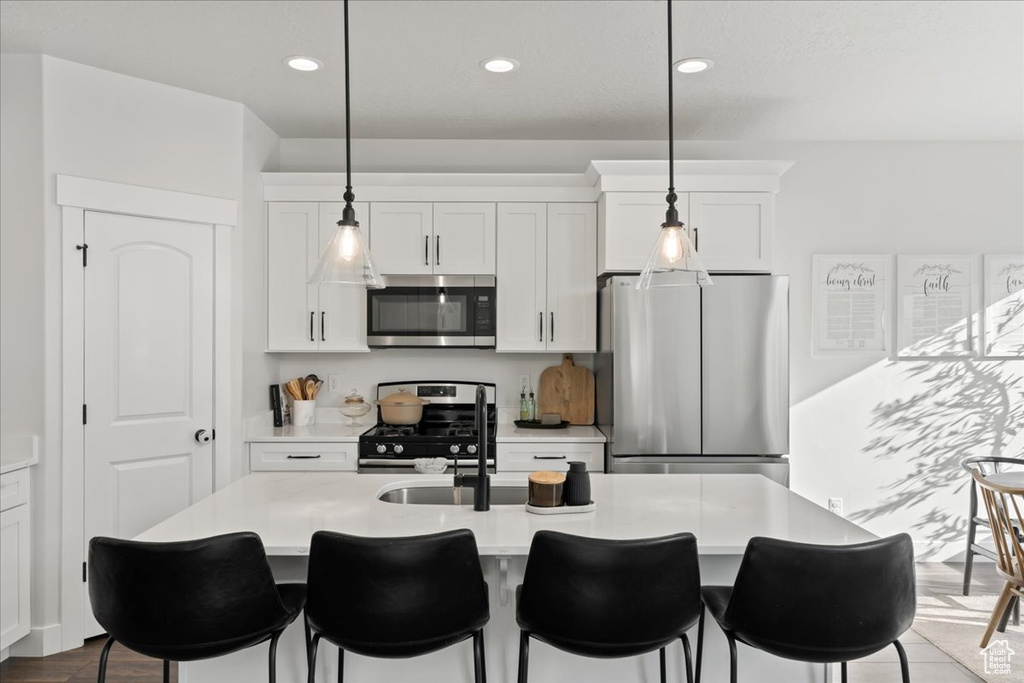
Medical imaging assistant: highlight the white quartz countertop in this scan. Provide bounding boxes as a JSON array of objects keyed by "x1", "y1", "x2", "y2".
[
  {"x1": 136, "y1": 473, "x2": 875, "y2": 556},
  {"x1": 246, "y1": 423, "x2": 370, "y2": 442},
  {"x1": 496, "y1": 424, "x2": 606, "y2": 442}
]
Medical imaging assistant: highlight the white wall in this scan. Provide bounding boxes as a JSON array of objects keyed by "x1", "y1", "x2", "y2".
[{"x1": 278, "y1": 138, "x2": 1024, "y2": 558}]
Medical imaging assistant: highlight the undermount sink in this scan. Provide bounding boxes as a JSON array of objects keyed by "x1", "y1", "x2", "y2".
[{"x1": 378, "y1": 485, "x2": 529, "y2": 506}]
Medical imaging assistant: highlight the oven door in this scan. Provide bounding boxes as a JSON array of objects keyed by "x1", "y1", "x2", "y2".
[{"x1": 366, "y1": 276, "x2": 495, "y2": 347}]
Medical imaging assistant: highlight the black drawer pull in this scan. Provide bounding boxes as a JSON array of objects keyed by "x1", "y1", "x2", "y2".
[
  {"x1": 286, "y1": 454, "x2": 322, "y2": 459},
  {"x1": 534, "y1": 455, "x2": 567, "y2": 460}
]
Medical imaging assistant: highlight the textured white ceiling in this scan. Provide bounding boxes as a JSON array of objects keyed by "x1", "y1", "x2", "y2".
[{"x1": 1, "y1": 0, "x2": 1021, "y2": 140}]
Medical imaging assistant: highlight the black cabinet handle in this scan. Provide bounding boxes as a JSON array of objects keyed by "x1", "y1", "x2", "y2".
[
  {"x1": 425, "y1": 236, "x2": 429, "y2": 265},
  {"x1": 550, "y1": 312, "x2": 554, "y2": 342},
  {"x1": 534, "y1": 455, "x2": 567, "y2": 460},
  {"x1": 321, "y1": 311, "x2": 326, "y2": 341},
  {"x1": 539, "y1": 312, "x2": 543, "y2": 342},
  {"x1": 309, "y1": 311, "x2": 314, "y2": 342},
  {"x1": 286, "y1": 454, "x2": 322, "y2": 459},
  {"x1": 692, "y1": 226, "x2": 699, "y2": 250},
  {"x1": 436, "y1": 235, "x2": 441, "y2": 266}
]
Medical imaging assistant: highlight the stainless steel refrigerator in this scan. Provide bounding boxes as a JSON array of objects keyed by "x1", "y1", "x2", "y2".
[{"x1": 595, "y1": 275, "x2": 791, "y2": 486}]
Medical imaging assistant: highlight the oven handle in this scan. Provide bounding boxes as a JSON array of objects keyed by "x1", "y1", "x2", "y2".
[{"x1": 358, "y1": 458, "x2": 496, "y2": 468}]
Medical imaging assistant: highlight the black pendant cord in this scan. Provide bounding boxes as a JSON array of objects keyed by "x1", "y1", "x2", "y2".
[
  {"x1": 341, "y1": 0, "x2": 356, "y2": 224},
  {"x1": 664, "y1": 0, "x2": 680, "y2": 226}
]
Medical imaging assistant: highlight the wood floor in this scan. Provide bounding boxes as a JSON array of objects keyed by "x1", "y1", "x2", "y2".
[
  {"x1": 0, "y1": 563, "x2": 1005, "y2": 682},
  {"x1": 0, "y1": 638, "x2": 178, "y2": 683}
]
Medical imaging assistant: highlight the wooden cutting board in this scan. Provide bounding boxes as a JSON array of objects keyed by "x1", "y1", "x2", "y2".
[{"x1": 537, "y1": 354, "x2": 595, "y2": 425}]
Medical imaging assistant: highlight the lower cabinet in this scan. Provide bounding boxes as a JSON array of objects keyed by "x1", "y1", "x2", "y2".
[
  {"x1": 496, "y1": 443, "x2": 604, "y2": 473},
  {"x1": 0, "y1": 468, "x2": 31, "y2": 653},
  {"x1": 249, "y1": 442, "x2": 358, "y2": 472}
]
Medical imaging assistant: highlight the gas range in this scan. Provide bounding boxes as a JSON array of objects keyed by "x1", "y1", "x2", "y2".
[{"x1": 358, "y1": 381, "x2": 497, "y2": 473}]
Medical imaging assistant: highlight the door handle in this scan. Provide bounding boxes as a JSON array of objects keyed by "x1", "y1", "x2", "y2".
[
  {"x1": 436, "y1": 235, "x2": 441, "y2": 266},
  {"x1": 321, "y1": 311, "x2": 326, "y2": 342},
  {"x1": 194, "y1": 429, "x2": 212, "y2": 444},
  {"x1": 539, "y1": 312, "x2": 543, "y2": 342},
  {"x1": 425, "y1": 236, "x2": 429, "y2": 265},
  {"x1": 550, "y1": 312, "x2": 554, "y2": 342},
  {"x1": 310, "y1": 311, "x2": 314, "y2": 342}
]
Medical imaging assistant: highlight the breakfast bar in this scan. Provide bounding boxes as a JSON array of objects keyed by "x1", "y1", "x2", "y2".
[{"x1": 137, "y1": 473, "x2": 876, "y2": 683}]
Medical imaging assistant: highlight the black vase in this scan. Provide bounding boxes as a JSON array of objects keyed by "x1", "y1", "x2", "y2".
[{"x1": 563, "y1": 461, "x2": 591, "y2": 506}]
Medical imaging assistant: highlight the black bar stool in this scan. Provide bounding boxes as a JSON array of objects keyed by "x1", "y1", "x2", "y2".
[
  {"x1": 515, "y1": 530, "x2": 704, "y2": 683},
  {"x1": 304, "y1": 529, "x2": 490, "y2": 683},
  {"x1": 88, "y1": 532, "x2": 306, "y2": 683},
  {"x1": 701, "y1": 534, "x2": 916, "y2": 683}
]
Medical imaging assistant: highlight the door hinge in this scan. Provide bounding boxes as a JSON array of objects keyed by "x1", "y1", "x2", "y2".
[
  {"x1": 83, "y1": 404, "x2": 87, "y2": 425},
  {"x1": 82, "y1": 562, "x2": 87, "y2": 583},
  {"x1": 76, "y1": 243, "x2": 89, "y2": 267}
]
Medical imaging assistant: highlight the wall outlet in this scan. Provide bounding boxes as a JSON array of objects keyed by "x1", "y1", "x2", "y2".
[
  {"x1": 328, "y1": 374, "x2": 341, "y2": 393},
  {"x1": 827, "y1": 497, "x2": 843, "y2": 516},
  {"x1": 518, "y1": 374, "x2": 531, "y2": 395}
]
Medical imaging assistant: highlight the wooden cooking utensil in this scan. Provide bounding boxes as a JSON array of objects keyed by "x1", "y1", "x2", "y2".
[
  {"x1": 537, "y1": 354, "x2": 595, "y2": 425},
  {"x1": 285, "y1": 379, "x2": 303, "y2": 401},
  {"x1": 304, "y1": 379, "x2": 316, "y2": 401}
]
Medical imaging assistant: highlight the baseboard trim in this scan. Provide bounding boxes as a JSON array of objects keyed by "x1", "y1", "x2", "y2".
[{"x1": 9, "y1": 623, "x2": 63, "y2": 657}]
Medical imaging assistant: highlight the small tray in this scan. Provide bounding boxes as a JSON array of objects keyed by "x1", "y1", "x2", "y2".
[
  {"x1": 525, "y1": 501, "x2": 596, "y2": 515},
  {"x1": 514, "y1": 420, "x2": 570, "y2": 429}
]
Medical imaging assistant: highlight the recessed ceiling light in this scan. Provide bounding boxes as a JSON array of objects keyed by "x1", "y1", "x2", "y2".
[
  {"x1": 286, "y1": 56, "x2": 323, "y2": 72},
  {"x1": 674, "y1": 58, "x2": 713, "y2": 74},
  {"x1": 481, "y1": 57, "x2": 519, "y2": 73}
]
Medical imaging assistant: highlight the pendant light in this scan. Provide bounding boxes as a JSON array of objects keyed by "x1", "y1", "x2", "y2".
[
  {"x1": 636, "y1": 0, "x2": 712, "y2": 290},
  {"x1": 309, "y1": 0, "x2": 385, "y2": 289}
]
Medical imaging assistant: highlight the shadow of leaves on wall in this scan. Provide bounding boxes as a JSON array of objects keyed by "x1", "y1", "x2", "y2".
[{"x1": 851, "y1": 357, "x2": 1024, "y2": 559}]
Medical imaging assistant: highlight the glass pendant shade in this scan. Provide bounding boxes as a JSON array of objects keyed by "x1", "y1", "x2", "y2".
[
  {"x1": 636, "y1": 223, "x2": 713, "y2": 289},
  {"x1": 309, "y1": 218, "x2": 384, "y2": 288}
]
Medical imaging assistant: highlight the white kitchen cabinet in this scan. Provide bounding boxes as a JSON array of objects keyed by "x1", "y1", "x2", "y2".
[
  {"x1": 0, "y1": 467, "x2": 31, "y2": 652},
  {"x1": 370, "y1": 202, "x2": 496, "y2": 275},
  {"x1": 369, "y1": 202, "x2": 433, "y2": 275},
  {"x1": 597, "y1": 192, "x2": 688, "y2": 274},
  {"x1": 432, "y1": 203, "x2": 496, "y2": 275},
  {"x1": 688, "y1": 192, "x2": 773, "y2": 272},
  {"x1": 496, "y1": 203, "x2": 596, "y2": 353},
  {"x1": 249, "y1": 442, "x2": 358, "y2": 472},
  {"x1": 266, "y1": 201, "x2": 370, "y2": 352},
  {"x1": 496, "y1": 443, "x2": 603, "y2": 472}
]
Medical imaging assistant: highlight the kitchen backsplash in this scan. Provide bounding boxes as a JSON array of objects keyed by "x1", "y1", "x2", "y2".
[{"x1": 274, "y1": 349, "x2": 593, "y2": 411}]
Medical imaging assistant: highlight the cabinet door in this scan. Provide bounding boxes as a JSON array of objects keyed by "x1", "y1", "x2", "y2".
[
  {"x1": 317, "y1": 203, "x2": 370, "y2": 352},
  {"x1": 369, "y1": 202, "x2": 433, "y2": 275},
  {"x1": 0, "y1": 503, "x2": 30, "y2": 650},
  {"x1": 433, "y1": 203, "x2": 496, "y2": 275},
  {"x1": 496, "y1": 203, "x2": 547, "y2": 352},
  {"x1": 267, "y1": 203, "x2": 319, "y2": 350},
  {"x1": 546, "y1": 203, "x2": 597, "y2": 352},
  {"x1": 597, "y1": 192, "x2": 688, "y2": 274},
  {"x1": 688, "y1": 192, "x2": 772, "y2": 272}
]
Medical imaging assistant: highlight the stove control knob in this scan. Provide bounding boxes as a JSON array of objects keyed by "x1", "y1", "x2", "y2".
[
  {"x1": 394, "y1": 444, "x2": 404, "y2": 454},
  {"x1": 467, "y1": 445, "x2": 477, "y2": 455},
  {"x1": 449, "y1": 445, "x2": 460, "y2": 455},
  {"x1": 376, "y1": 444, "x2": 387, "y2": 454}
]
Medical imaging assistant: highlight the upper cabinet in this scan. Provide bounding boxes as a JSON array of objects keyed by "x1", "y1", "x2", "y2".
[
  {"x1": 688, "y1": 192, "x2": 773, "y2": 273},
  {"x1": 370, "y1": 202, "x2": 496, "y2": 275},
  {"x1": 266, "y1": 201, "x2": 369, "y2": 352},
  {"x1": 496, "y1": 203, "x2": 597, "y2": 353},
  {"x1": 597, "y1": 192, "x2": 688, "y2": 274}
]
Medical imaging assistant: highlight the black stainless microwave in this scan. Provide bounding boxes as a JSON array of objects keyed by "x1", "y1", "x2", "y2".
[{"x1": 366, "y1": 276, "x2": 496, "y2": 348}]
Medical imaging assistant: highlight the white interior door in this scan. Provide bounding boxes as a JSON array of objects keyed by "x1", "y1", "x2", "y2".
[{"x1": 83, "y1": 211, "x2": 214, "y2": 636}]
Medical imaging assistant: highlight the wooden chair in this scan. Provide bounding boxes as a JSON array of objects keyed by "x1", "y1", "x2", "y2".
[{"x1": 973, "y1": 469, "x2": 1024, "y2": 648}]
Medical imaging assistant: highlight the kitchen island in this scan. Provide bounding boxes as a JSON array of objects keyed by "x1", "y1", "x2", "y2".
[{"x1": 137, "y1": 473, "x2": 876, "y2": 683}]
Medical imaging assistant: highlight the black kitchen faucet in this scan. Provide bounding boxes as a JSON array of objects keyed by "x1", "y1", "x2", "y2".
[{"x1": 453, "y1": 385, "x2": 491, "y2": 511}]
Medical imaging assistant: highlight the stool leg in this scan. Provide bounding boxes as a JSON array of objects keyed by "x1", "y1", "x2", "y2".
[
  {"x1": 337, "y1": 647, "x2": 344, "y2": 683},
  {"x1": 473, "y1": 630, "x2": 487, "y2": 683},
  {"x1": 163, "y1": 660, "x2": 170, "y2": 683},
  {"x1": 96, "y1": 636, "x2": 115, "y2": 683},
  {"x1": 893, "y1": 640, "x2": 910, "y2": 683},
  {"x1": 659, "y1": 647, "x2": 666, "y2": 683},
  {"x1": 726, "y1": 633, "x2": 738, "y2": 683},
  {"x1": 681, "y1": 634, "x2": 693, "y2": 683},
  {"x1": 841, "y1": 661, "x2": 847, "y2": 683},
  {"x1": 517, "y1": 631, "x2": 530, "y2": 683},
  {"x1": 268, "y1": 630, "x2": 283, "y2": 683},
  {"x1": 303, "y1": 615, "x2": 312, "y2": 668},
  {"x1": 1014, "y1": 596, "x2": 1021, "y2": 626},
  {"x1": 695, "y1": 605, "x2": 705, "y2": 683},
  {"x1": 307, "y1": 634, "x2": 320, "y2": 683}
]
